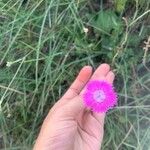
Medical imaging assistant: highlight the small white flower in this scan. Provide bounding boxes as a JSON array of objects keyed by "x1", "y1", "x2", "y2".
[
  {"x1": 7, "y1": 113, "x2": 11, "y2": 118},
  {"x1": 6, "y1": 62, "x2": 13, "y2": 67},
  {"x1": 83, "y1": 27, "x2": 88, "y2": 33}
]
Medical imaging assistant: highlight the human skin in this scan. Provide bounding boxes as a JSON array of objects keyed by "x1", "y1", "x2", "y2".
[{"x1": 33, "y1": 64, "x2": 115, "y2": 150}]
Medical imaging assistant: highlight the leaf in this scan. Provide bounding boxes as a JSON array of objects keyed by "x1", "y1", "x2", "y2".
[{"x1": 90, "y1": 10, "x2": 122, "y2": 34}]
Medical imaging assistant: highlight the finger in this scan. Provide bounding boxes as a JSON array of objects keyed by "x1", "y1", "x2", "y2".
[
  {"x1": 105, "y1": 71, "x2": 115, "y2": 84},
  {"x1": 91, "y1": 63, "x2": 110, "y2": 80},
  {"x1": 49, "y1": 66, "x2": 92, "y2": 115},
  {"x1": 62, "y1": 66, "x2": 92, "y2": 99}
]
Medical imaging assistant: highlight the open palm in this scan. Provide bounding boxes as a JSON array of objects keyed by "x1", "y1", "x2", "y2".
[{"x1": 33, "y1": 64, "x2": 115, "y2": 150}]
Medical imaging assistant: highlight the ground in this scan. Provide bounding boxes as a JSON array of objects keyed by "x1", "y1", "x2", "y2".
[{"x1": 0, "y1": 0, "x2": 150, "y2": 149}]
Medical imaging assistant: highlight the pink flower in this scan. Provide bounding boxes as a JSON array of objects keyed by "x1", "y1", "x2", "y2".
[{"x1": 83, "y1": 80, "x2": 117, "y2": 113}]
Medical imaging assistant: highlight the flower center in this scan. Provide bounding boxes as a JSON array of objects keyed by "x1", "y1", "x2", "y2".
[{"x1": 93, "y1": 90, "x2": 106, "y2": 102}]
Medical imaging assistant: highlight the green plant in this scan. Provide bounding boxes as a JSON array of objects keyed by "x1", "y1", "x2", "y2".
[{"x1": 114, "y1": 0, "x2": 127, "y2": 13}]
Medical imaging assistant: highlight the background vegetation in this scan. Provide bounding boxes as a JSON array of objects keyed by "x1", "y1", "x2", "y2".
[{"x1": 0, "y1": 0, "x2": 150, "y2": 149}]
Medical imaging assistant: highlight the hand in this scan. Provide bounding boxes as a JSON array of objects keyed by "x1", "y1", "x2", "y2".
[{"x1": 33, "y1": 64, "x2": 115, "y2": 150}]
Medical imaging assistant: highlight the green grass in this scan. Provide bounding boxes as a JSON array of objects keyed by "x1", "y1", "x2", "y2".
[{"x1": 0, "y1": 0, "x2": 150, "y2": 149}]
